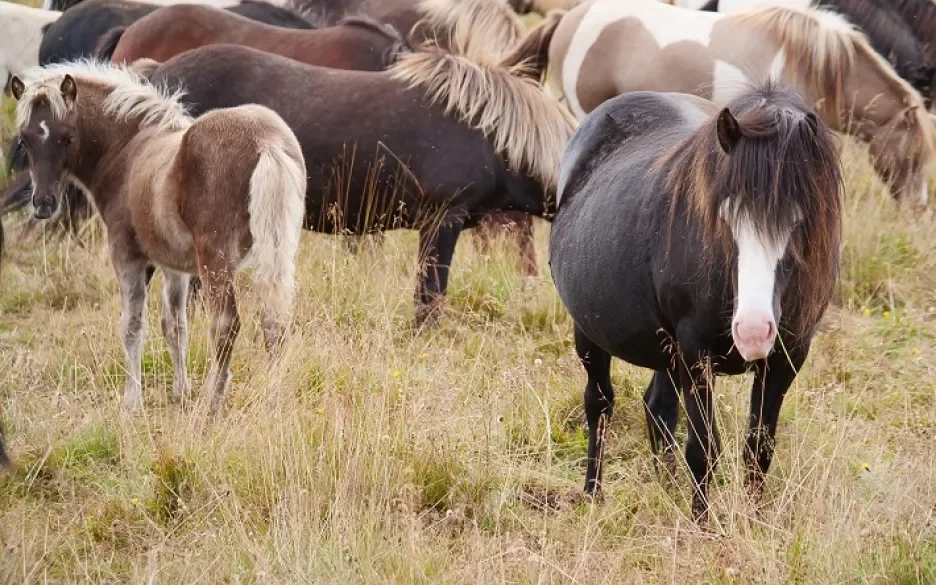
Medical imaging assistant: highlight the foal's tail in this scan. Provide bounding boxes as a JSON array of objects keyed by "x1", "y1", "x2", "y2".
[{"x1": 246, "y1": 116, "x2": 307, "y2": 327}]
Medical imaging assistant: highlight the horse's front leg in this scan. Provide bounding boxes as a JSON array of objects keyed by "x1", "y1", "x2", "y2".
[
  {"x1": 745, "y1": 349, "x2": 806, "y2": 495},
  {"x1": 678, "y1": 354, "x2": 720, "y2": 523},
  {"x1": 415, "y1": 217, "x2": 464, "y2": 326},
  {"x1": 114, "y1": 255, "x2": 149, "y2": 411},
  {"x1": 161, "y1": 269, "x2": 192, "y2": 405}
]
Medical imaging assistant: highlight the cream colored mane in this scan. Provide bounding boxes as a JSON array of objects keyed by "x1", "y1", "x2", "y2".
[
  {"x1": 16, "y1": 60, "x2": 192, "y2": 133},
  {"x1": 417, "y1": 0, "x2": 525, "y2": 63},
  {"x1": 390, "y1": 49, "x2": 577, "y2": 190},
  {"x1": 730, "y1": 5, "x2": 934, "y2": 160}
]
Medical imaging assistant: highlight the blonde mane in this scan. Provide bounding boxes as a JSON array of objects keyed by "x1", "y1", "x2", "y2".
[
  {"x1": 730, "y1": 5, "x2": 934, "y2": 163},
  {"x1": 390, "y1": 48, "x2": 577, "y2": 190},
  {"x1": 416, "y1": 0, "x2": 524, "y2": 63},
  {"x1": 15, "y1": 60, "x2": 192, "y2": 133}
]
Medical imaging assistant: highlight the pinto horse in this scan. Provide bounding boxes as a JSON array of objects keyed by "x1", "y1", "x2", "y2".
[
  {"x1": 702, "y1": 0, "x2": 936, "y2": 104},
  {"x1": 11, "y1": 62, "x2": 306, "y2": 415},
  {"x1": 550, "y1": 0, "x2": 935, "y2": 204},
  {"x1": 550, "y1": 83, "x2": 842, "y2": 521},
  {"x1": 99, "y1": 6, "x2": 408, "y2": 71},
  {"x1": 138, "y1": 17, "x2": 571, "y2": 323}
]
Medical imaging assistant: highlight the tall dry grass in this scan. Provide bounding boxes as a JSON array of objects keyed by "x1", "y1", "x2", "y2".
[{"x1": 0, "y1": 46, "x2": 935, "y2": 584}]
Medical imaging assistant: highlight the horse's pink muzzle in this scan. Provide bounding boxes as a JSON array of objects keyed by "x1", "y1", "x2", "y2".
[{"x1": 732, "y1": 314, "x2": 776, "y2": 362}]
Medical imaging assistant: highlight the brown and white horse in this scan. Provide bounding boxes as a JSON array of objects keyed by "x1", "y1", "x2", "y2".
[
  {"x1": 11, "y1": 62, "x2": 306, "y2": 415},
  {"x1": 550, "y1": 0, "x2": 935, "y2": 204}
]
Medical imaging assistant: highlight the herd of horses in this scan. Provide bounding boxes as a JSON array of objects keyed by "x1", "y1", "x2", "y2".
[{"x1": 0, "y1": 0, "x2": 934, "y2": 523}]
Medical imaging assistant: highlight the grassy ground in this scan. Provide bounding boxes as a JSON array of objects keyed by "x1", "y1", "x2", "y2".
[{"x1": 2, "y1": 55, "x2": 936, "y2": 585}]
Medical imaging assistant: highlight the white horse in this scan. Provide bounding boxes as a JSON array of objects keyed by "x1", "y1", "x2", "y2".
[{"x1": 0, "y1": 2, "x2": 60, "y2": 92}]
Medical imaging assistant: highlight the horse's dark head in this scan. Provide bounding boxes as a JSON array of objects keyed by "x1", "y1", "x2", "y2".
[
  {"x1": 10, "y1": 74, "x2": 81, "y2": 220},
  {"x1": 668, "y1": 83, "x2": 842, "y2": 360}
]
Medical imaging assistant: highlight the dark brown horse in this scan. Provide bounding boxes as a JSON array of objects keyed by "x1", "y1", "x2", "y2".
[
  {"x1": 139, "y1": 16, "x2": 571, "y2": 323},
  {"x1": 98, "y1": 6, "x2": 408, "y2": 71},
  {"x1": 551, "y1": 82, "x2": 843, "y2": 521},
  {"x1": 11, "y1": 62, "x2": 306, "y2": 414}
]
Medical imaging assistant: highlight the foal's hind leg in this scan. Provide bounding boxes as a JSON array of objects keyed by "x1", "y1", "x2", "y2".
[
  {"x1": 161, "y1": 269, "x2": 192, "y2": 405},
  {"x1": 196, "y1": 249, "x2": 240, "y2": 416},
  {"x1": 575, "y1": 325, "x2": 615, "y2": 495},
  {"x1": 644, "y1": 370, "x2": 680, "y2": 479}
]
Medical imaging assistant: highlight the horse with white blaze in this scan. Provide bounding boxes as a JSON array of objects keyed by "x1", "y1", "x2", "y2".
[{"x1": 549, "y1": 82, "x2": 843, "y2": 521}]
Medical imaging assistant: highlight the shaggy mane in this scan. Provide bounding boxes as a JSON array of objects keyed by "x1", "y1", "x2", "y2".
[
  {"x1": 390, "y1": 48, "x2": 576, "y2": 190},
  {"x1": 16, "y1": 60, "x2": 192, "y2": 133},
  {"x1": 730, "y1": 5, "x2": 934, "y2": 169},
  {"x1": 416, "y1": 0, "x2": 524, "y2": 63}
]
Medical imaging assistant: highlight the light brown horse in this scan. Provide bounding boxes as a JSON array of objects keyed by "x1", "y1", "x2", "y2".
[
  {"x1": 100, "y1": 6, "x2": 409, "y2": 71},
  {"x1": 550, "y1": 0, "x2": 935, "y2": 204},
  {"x1": 11, "y1": 61, "x2": 306, "y2": 415}
]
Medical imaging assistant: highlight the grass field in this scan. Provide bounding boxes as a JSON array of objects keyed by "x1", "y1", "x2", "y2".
[{"x1": 2, "y1": 33, "x2": 936, "y2": 585}]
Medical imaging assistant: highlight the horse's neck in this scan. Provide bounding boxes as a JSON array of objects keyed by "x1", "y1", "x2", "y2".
[
  {"x1": 841, "y1": 54, "x2": 909, "y2": 135},
  {"x1": 75, "y1": 120, "x2": 180, "y2": 213}
]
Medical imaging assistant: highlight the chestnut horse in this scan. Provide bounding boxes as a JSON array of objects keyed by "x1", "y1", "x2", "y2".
[
  {"x1": 39, "y1": 0, "x2": 317, "y2": 66},
  {"x1": 98, "y1": 6, "x2": 408, "y2": 71},
  {"x1": 551, "y1": 83, "x2": 842, "y2": 521},
  {"x1": 11, "y1": 62, "x2": 306, "y2": 414},
  {"x1": 550, "y1": 0, "x2": 934, "y2": 204}
]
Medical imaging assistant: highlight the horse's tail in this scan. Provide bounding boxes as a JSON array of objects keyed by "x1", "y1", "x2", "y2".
[
  {"x1": 95, "y1": 26, "x2": 127, "y2": 61},
  {"x1": 246, "y1": 112, "x2": 307, "y2": 328},
  {"x1": 499, "y1": 9, "x2": 564, "y2": 83},
  {"x1": 698, "y1": 0, "x2": 719, "y2": 11}
]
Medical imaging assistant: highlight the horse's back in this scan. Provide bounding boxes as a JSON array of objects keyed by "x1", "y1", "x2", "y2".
[
  {"x1": 551, "y1": 91, "x2": 714, "y2": 366},
  {"x1": 558, "y1": 91, "x2": 713, "y2": 206}
]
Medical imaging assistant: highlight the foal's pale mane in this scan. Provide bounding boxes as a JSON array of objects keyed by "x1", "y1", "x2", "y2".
[
  {"x1": 16, "y1": 60, "x2": 192, "y2": 133},
  {"x1": 416, "y1": 0, "x2": 524, "y2": 63},
  {"x1": 390, "y1": 48, "x2": 576, "y2": 190}
]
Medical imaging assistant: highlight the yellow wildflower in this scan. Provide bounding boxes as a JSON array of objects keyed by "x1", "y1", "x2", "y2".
[
  {"x1": 862, "y1": 309, "x2": 871, "y2": 317},
  {"x1": 861, "y1": 463, "x2": 871, "y2": 472},
  {"x1": 392, "y1": 370, "x2": 401, "y2": 378},
  {"x1": 315, "y1": 408, "x2": 324, "y2": 415},
  {"x1": 883, "y1": 311, "x2": 892, "y2": 319}
]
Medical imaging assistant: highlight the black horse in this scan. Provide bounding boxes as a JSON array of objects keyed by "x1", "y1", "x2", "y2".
[
  {"x1": 550, "y1": 83, "x2": 843, "y2": 521},
  {"x1": 699, "y1": 0, "x2": 936, "y2": 101},
  {"x1": 128, "y1": 19, "x2": 566, "y2": 322}
]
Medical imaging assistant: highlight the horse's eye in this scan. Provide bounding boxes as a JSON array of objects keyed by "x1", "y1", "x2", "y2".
[{"x1": 60, "y1": 136, "x2": 73, "y2": 146}]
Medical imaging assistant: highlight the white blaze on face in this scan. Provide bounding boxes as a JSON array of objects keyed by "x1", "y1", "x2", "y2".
[
  {"x1": 39, "y1": 120, "x2": 49, "y2": 142},
  {"x1": 722, "y1": 200, "x2": 796, "y2": 361}
]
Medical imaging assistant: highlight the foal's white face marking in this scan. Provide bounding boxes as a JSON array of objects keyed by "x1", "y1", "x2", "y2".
[
  {"x1": 39, "y1": 120, "x2": 49, "y2": 142},
  {"x1": 720, "y1": 199, "x2": 800, "y2": 361}
]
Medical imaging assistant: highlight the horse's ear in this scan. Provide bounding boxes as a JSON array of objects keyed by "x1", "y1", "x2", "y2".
[
  {"x1": 9, "y1": 75, "x2": 25, "y2": 101},
  {"x1": 60, "y1": 74, "x2": 77, "y2": 107},
  {"x1": 716, "y1": 107, "x2": 741, "y2": 153}
]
